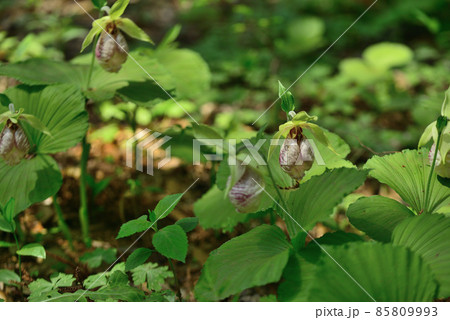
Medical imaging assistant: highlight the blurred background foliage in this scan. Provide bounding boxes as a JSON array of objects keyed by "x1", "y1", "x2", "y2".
[{"x1": 1, "y1": 0, "x2": 449, "y2": 159}]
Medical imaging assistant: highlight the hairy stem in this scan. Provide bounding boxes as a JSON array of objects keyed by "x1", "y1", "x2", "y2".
[
  {"x1": 13, "y1": 232, "x2": 21, "y2": 281},
  {"x1": 424, "y1": 133, "x2": 442, "y2": 214},
  {"x1": 79, "y1": 137, "x2": 92, "y2": 247},
  {"x1": 53, "y1": 195, "x2": 74, "y2": 250},
  {"x1": 168, "y1": 259, "x2": 182, "y2": 301}
]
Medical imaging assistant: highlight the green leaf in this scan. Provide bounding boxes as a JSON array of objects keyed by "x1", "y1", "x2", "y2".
[
  {"x1": 108, "y1": 270, "x2": 129, "y2": 286},
  {"x1": 116, "y1": 18, "x2": 153, "y2": 44},
  {"x1": 80, "y1": 248, "x2": 117, "y2": 268},
  {"x1": 131, "y1": 262, "x2": 173, "y2": 290},
  {"x1": 19, "y1": 114, "x2": 51, "y2": 136},
  {"x1": 82, "y1": 285, "x2": 144, "y2": 302},
  {"x1": 175, "y1": 217, "x2": 199, "y2": 232},
  {"x1": 194, "y1": 225, "x2": 291, "y2": 301},
  {"x1": 16, "y1": 243, "x2": 46, "y2": 259},
  {"x1": 28, "y1": 273, "x2": 76, "y2": 301},
  {"x1": 83, "y1": 263, "x2": 125, "y2": 288},
  {"x1": 3, "y1": 198, "x2": 15, "y2": 224},
  {"x1": 365, "y1": 149, "x2": 450, "y2": 214},
  {"x1": 152, "y1": 225, "x2": 188, "y2": 262},
  {"x1": 116, "y1": 215, "x2": 151, "y2": 239},
  {"x1": 363, "y1": 42, "x2": 413, "y2": 70},
  {"x1": 278, "y1": 81, "x2": 295, "y2": 113},
  {"x1": 0, "y1": 269, "x2": 20, "y2": 285},
  {"x1": 194, "y1": 185, "x2": 247, "y2": 232},
  {"x1": 0, "y1": 215, "x2": 14, "y2": 233},
  {"x1": 306, "y1": 243, "x2": 436, "y2": 301},
  {"x1": 159, "y1": 24, "x2": 182, "y2": 48},
  {"x1": 109, "y1": 0, "x2": 130, "y2": 20},
  {"x1": 155, "y1": 48, "x2": 211, "y2": 99},
  {"x1": 284, "y1": 168, "x2": 368, "y2": 236},
  {"x1": 154, "y1": 193, "x2": 182, "y2": 220},
  {"x1": 91, "y1": 0, "x2": 107, "y2": 9},
  {"x1": 0, "y1": 155, "x2": 62, "y2": 214},
  {"x1": 347, "y1": 196, "x2": 415, "y2": 242},
  {"x1": 392, "y1": 214, "x2": 450, "y2": 298},
  {"x1": 0, "y1": 241, "x2": 15, "y2": 247},
  {"x1": 4, "y1": 84, "x2": 88, "y2": 154},
  {"x1": 80, "y1": 19, "x2": 102, "y2": 52},
  {"x1": 125, "y1": 248, "x2": 152, "y2": 272}
]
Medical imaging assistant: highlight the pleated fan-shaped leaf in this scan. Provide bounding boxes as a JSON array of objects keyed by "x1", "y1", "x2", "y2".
[
  {"x1": 307, "y1": 242, "x2": 437, "y2": 302},
  {"x1": 392, "y1": 214, "x2": 450, "y2": 298},
  {"x1": 365, "y1": 149, "x2": 450, "y2": 214}
]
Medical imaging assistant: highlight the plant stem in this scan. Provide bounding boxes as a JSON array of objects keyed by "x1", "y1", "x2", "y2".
[
  {"x1": 168, "y1": 259, "x2": 182, "y2": 301},
  {"x1": 53, "y1": 195, "x2": 74, "y2": 250},
  {"x1": 262, "y1": 153, "x2": 289, "y2": 212},
  {"x1": 79, "y1": 137, "x2": 92, "y2": 247},
  {"x1": 13, "y1": 232, "x2": 21, "y2": 281},
  {"x1": 424, "y1": 133, "x2": 442, "y2": 214},
  {"x1": 86, "y1": 42, "x2": 97, "y2": 90}
]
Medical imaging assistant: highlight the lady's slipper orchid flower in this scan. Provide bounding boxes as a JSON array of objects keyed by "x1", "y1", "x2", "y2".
[
  {"x1": 96, "y1": 26, "x2": 128, "y2": 73},
  {"x1": 0, "y1": 120, "x2": 30, "y2": 165},
  {"x1": 227, "y1": 165, "x2": 265, "y2": 213},
  {"x1": 279, "y1": 126, "x2": 314, "y2": 180}
]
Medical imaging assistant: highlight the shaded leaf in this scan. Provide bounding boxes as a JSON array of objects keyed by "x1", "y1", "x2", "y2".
[{"x1": 152, "y1": 225, "x2": 187, "y2": 262}]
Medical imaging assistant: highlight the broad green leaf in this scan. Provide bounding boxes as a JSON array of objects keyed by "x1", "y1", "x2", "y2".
[
  {"x1": 3, "y1": 198, "x2": 15, "y2": 225},
  {"x1": 19, "y1": 114, "x2": 51, "y2": 136},
  {"x1": 306, "y1": 243, "x2": 437, "y2": 301},
  {"x1": 146, "y1": 290, "x2": 176, "y2": 302},
  {"x1": 109, "y1": 0, "x2": 130, "y2": 20},
  {"x1": 347, "y1": 196, "x2": 415, "y2": 242},
  {"x1": 116, "y1": 215, "x2": 151, "y2": 239},
  {"x1": 131, "y1": 262, "x2": 173, "y2": 290},
  {"x1": 82, "y1": 285, "x2": 145, "y2": 302},
  {"x1": 0, "y1": 155, "x2": 62, "y2": 214},
  {"x1": 152, "y1": 225, "x2": 188, "y2": 262},
  {"x1": 194, "y1": 185, "x2": 247, "y2": 232},
  {"x1": 4, "y1": 84, "x2": 88, "y2": 154},
  {"x1": 125, "y1": 248, "x2": 152, "y2": 272},
  {"x1": 278, "y1": 231, "x2": 362, "y2": 302},
  {"x1": 392, "y1": 214, "x2": 450, "y2": 298},
  {"x1": 0, "y1": 269, "x2": 20, "y2": 285},
  {"x1": 365, "y1": 149, "x2": 450, "y2": 214},
  {"x1": 80, "y1": 248, "x2": 117, "y2": 268},
  {"x1": 194, "y1": 225, "x2": 291, "y2": 301},
  {"x1": 154, "y1": 193, "x2": 182, "y2": 220},
  {"x1": 108, "y1": 271, "x2": 129, "y2": 286},
  {"x1": 175, "y1": 217, "x2": 199, "y2": 232},
  {"x1": 155, "y1": 48, "x2": 211, "y2": 99},
  {"x1": 278, "y1": 81, "x2": 295, "y2": 113},
  {"x1": 16, "y1": 243, "x2": 46, "y2": 259},
  {"x1": 192, "y1": 123, "x2": 223, "y2": 140},
  {"x1": 283, "y1": 168, "x2": 367, "y2": 236},
  {"x1": 363, "y1": 42, "x2": 413, "y2": 70},
  {"x1": 117, "y1": 18, "x2": 153, "y2": 44}
]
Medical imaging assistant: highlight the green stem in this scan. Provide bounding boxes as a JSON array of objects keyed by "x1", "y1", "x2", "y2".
[
  {"x1": 13, "y1": 232, "x2": 21, "y2": 281},
  {"x1": 262, "y1": 153, "x2": 289, "y2": 212},
  {"x1": 79, "y1": 137, "x2": 92, "y2": 247},
  {"x1": 86, "y1": 43, "x2": 97, "y2": 90},
  {"x1": 168, "y1": 259, "x2": 182, "y2": 301},
  {"x1": 424, "y1": 133, "x2": 442, "y2": 214},
  {"x1": 53, "y1": 195, "x2": 74, "y2": 250}
]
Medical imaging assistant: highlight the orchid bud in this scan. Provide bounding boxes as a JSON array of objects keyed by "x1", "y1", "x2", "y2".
[
  {"x1": 228, "y1": 166, "x2": 265, "y2": 213},
  {"x1": 95, "y1": 26, "x2": 128, "y2": 73},
  {"x1": 0, "y1": 120, "x2": 30, "y2": 166},
  {"x1": 279, "y1": 127, "x2": 314, "y2": 180},
  {"x1": 429, "y1": 144, "x2": 450, "y2": 178}
]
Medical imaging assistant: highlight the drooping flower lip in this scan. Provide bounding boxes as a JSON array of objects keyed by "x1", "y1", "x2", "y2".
[
  {"x1": 95, "y1": 23, "x2": 128, "y2": 73},
  {"x1": 279, "y1": 127, "x2": 315, "y2": 180},
  {"x1": 0, "y1": 120, "x2": 30, "y2": 166},
  {"x1": 228, "y1": 166, "x2": 265, "y2": 214}
]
